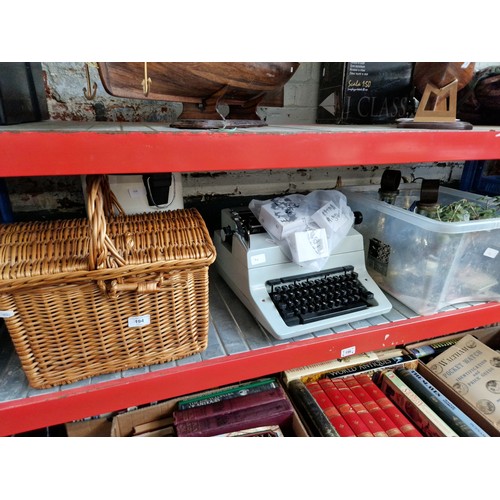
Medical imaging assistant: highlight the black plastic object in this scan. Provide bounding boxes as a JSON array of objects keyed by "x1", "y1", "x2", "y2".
[
  {"x1": 378, "y1": 169, "x2": 402, "y2": 204},
  {"x1": 142, "y1": 173, "x2": 172, "y2": 206},
  {"x1": 0, "y1": 63, "x2": 49, "y2": 125},
  {"x1": 353, "y1": 210, "x2": 363, "y2": 225},
  {"x1": 418, "y1": 178, "x2": 440, "y2": 205}
]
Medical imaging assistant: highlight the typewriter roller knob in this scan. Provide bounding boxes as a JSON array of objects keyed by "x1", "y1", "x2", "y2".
[
  {"x1": 353, "y1": 211, "x2": 363, "y2": 225},
  {"x1": 220, "y1": 226, "x2": 234, "y2": 243}
]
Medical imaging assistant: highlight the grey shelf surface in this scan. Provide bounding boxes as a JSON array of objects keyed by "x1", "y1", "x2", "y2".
[{"x1": 0, "y1": 267, "x2": 489, "y2": 406}]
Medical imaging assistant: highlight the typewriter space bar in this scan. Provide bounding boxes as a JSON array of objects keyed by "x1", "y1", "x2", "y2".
[{"x1": 298, "y1": 302, "x2": 368, "y2": 324}]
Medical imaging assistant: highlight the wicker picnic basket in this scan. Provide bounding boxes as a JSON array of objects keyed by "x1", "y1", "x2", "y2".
[{"x1": 0, "y1": 175, "x2": 216, "y2": 389}]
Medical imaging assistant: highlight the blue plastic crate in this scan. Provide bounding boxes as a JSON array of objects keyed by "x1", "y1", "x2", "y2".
[{"x1": 460, "y1": 160, "x2": 500, "y2": 196}]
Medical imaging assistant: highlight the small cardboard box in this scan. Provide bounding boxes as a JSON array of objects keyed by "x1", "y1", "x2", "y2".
[
  {"x1": 111, "y1": 399, "x2": 179, "y2": 437},
  {"x1": 258, "y1": 201, "x2": 306, "y2": 240},
  {"x1": 111, "y1": 383, "x2": 310, "y2": 437},
  {"x1": 316, "y1": 62, "x2": 414, "y2": 124},
  {"x1": 65, "y1": 415, "x2": 113, "y2": 437}
]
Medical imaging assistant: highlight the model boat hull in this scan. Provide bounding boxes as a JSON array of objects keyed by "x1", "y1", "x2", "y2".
[{"x1": 97, "y1": 62, "x2": 299, "y2": 104}]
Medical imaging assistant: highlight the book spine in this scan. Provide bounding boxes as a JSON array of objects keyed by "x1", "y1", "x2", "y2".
[
  {"x1": 407, "y1": 339, "x2": 459, "y2": 359},
  {"x1": 287, "y1": 380, "x2": 340, "y2": 437},
  {"x1": 380, "y1": 371, "x2": 459, "y2": 437},
  {"x1": 175, "y1": 399, "x2": 294, "y2": 437},
  {"x1": 305, "y1": 381, "x2": 356, "y2": 437},
  {"x1": 173, "y1": 386, "x2": 287, "y2": 424},
  {"x1": 354, "y1": 374, "x2": 422, "y2": 437},
  {"x1": 283, "y1": 352, "x2": 379, "y2": 384},
  {"x1": 318, "y1": 378, "x2": 374, "y2": 437},
  {"x1": 330, "y1": 378, "x2": 388, "y2": 436},
  {"x1": 177, "y1": 378, "x2": 279, "y2": 410},
  {"x1": 326, "y1": 355, "x2": 413, "y2": 379},
  {"x1": 395, "y1": 368, "x2": 489, "y2": 437},
  {"x1": 343, "y1": 375, "x2": 404, "y2": 437}
]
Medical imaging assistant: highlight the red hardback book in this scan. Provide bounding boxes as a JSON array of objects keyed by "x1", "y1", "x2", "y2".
[
  {"x1": 175, "y1": 398, "x2": 294, "y2": 437},
  {"x1": 342, "y1": 375, "x2": 404, "y2": 437},
  {"x1": 330, "y1": 378, "x2": 388, "y2": 437},
  {"x1": 173, "y1": 386, "x2": 288, "y2": 424},
  {"x1": 318, "y1": 378, "x2": 374, "y2": 437},
  {"x1": 306, "y1": 381, "x2": 356, "y2": 437},
  {"x1": 354, "y1": 373, "x2": 422, "y2": 437}
]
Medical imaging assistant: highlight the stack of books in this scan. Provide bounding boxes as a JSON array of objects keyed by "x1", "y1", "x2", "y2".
[
  {"x1": 172, "y1": 377, "x2": 296, "y2": 437},
  {"x1": 304, "y1": 373, "x2": 421, "y2": 437},
  {"x1": 284, "y1": 336, "x2": 496, "y2": 437}
]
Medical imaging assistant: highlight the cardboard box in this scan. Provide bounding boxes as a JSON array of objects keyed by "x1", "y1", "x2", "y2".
[
  {"x1": 405, "y1": 326, "x2": 500, "y2": 437},
  {"x1": 286, "y1": 329, "x2": 500, "y2": 437},
  {"x1": 258, "y1": 201, "x2": 306, "y2": 240},
  {"x1": 316, "y1": 62, "x2": 414, "y2": 125},
  {"x1": 111, "y1": 383, "x2": 310, "y2": 437},
  {"x1": 65, "y1": 415, "x2": 113, "y2": 437}
]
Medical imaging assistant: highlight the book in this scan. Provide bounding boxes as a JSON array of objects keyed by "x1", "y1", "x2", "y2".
[
  {"x1": 354, "y1": 374, "x2": 422, "y2": 437},
  {"x1": 305, "y1": 381, "x2": 356, "y2": 437},
  {"x1": 406, "y1": 338, "x2": 461, "y2": 360},
  {"x1": 342, "y1": 375, "x2": 404, "y2": 437},
  {"x1": 379, "y1": 370, "x2": 459, "y2": 437},
  {"x1": 215, "y1": 425, "x2": 285, "y2": 437},
  {"x1": 173, "y1": 386, "x2": 288, "y2": 424},
  {"x1": 282, "y1": 351, "x2": 380, "y2": 384},
  {"x1": 132, "y1": 426, "x2": 175, "y2": 437},
  {"x1": 174, "y1": 398, "x2": 295, "y2": 437},
  {"x1": 132, "y1": 417, "x2": 174, "y2": 436},
  {"x1": 395, "y1": 368, "x2": 489, "y2": 437},
  {"x1": 330, "y1": 378, "x2": 388, "y2": 436},
  {"x1": 318, "y1": 378, "x2": 374, "y2": 436},
  {"x1": 176, "y1": 377, "x2": 279, "y2": 410},
  {"x1": 326, "y1": 354, "x2": 413, "y2": 380},
  {"x1": 287, "y1": 379, "x2": 340, "y2": 437},
  {"x1": 427, "y1": 334, "x2": 500, "y2": 433}
]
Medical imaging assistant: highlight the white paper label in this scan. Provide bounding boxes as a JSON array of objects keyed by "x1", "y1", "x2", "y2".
[
  {"x1": 250, "y1": 253, "x2": 266, "y2": 265},
  {"x1": 341, "y1": 346, "x2": 356, "y2": 357},
  {"x1": 0, "y1": 310, "x2": 14, "y2": 318},
  {"x1": 128, "y1": 314, "x2": 151, "y2": 328},
  {"x1": 128, "y1": 188, "x2": 142, "y2": 199},
  {"x1": 484, "y1": 248, "x2": 499, "y2": 259}
]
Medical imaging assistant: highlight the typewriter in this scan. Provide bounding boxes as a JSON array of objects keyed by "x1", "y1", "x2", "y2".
[{"x1": 213, "y1": 207, "x2": 392, "y2": 340}]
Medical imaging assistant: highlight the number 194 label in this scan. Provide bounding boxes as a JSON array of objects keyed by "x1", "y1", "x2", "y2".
[{"x1": 128, "y1": 314, "x2": 151, "y2": 328}]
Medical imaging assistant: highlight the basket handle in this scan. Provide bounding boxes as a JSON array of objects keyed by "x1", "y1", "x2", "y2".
[
  {"x1": 106, "y1": 273, "x2": 190, "y2": 297},
  {"x1": 86, "y1": 175, "x2": 127, "y2": 272}
]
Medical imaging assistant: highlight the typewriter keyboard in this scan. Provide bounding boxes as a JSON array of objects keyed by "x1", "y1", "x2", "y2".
[{"x1": 266, "y1": 266, "x2": 377, "y2": 326}]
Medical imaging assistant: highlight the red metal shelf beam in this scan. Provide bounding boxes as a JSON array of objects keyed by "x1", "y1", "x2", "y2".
[
  {"x1": 1, "y1": 301, "x2": 499, "y2": 436},
  {"x1": 1, "y1": 127, "x2": 500, "y2": 177}
]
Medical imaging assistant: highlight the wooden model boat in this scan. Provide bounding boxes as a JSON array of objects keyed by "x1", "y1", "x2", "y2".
[
  {"x1": 412, "y1": 62, "x2": 475, "y2": 96},
  {"x1": 97, "y1": 62, "x2": 300, "y2": 128}
]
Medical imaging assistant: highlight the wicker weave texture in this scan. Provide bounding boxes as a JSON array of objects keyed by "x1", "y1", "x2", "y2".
[{"x1": 0, "y1": 175, "x2": 216, "y2": 388}]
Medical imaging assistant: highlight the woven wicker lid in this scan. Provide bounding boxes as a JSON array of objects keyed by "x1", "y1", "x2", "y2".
[{"x1": 0, "y1": 208, "x2": 216, "y2": 281}]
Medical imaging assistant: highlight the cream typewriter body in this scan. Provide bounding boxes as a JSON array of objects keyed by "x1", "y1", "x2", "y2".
[{"x1": 213, "y1": 207, "x2": 392, "y2": 340}]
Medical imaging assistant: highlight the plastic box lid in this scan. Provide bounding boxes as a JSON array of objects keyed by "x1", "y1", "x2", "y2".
[{"x1": 342, "y1": 184, "x2": 500, "y2": 234}]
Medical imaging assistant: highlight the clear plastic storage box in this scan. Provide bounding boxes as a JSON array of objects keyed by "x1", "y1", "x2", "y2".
[{"x1": 342, "y1": 184, "x2": 500, "y2": 315}]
